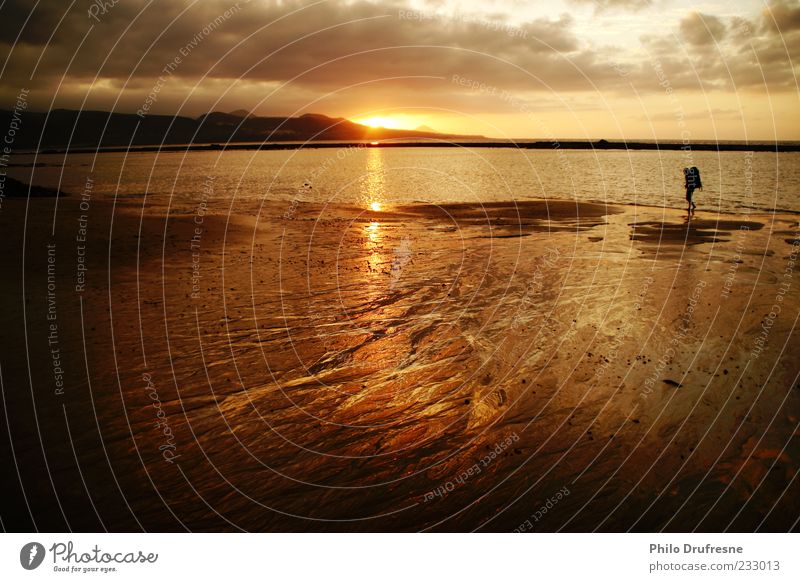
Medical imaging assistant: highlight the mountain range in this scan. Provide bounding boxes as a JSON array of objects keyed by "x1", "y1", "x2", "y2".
[{"x1": 0, "y1": 108, "x2": 481, "y2": 151}]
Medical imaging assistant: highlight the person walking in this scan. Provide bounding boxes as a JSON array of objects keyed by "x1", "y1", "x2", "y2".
[{"x1": 684, "y1": 166, "x2": 703, "y2": 212}]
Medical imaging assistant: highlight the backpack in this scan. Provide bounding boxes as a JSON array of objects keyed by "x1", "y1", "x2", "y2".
[{"x1": 688, "y1": 166, "x2": 702, "y2": 188}]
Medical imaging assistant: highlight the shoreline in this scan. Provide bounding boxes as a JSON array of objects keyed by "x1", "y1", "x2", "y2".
[
  {"x1": 26, "y1": 139, "x2": 800, "y2": 156},
  {"x1": 3, "y1": 177, "x2": 797, "y2": 218}
]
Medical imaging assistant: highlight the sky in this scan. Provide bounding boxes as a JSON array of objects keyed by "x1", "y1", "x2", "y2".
[{"x1": 0, "y1": 0, "x2": 798, "y2": 140}]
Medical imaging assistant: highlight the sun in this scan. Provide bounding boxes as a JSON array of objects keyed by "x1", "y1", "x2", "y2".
[
  {"x1": 357, "y1": 116, "x2": 400, "y2": 129},
  {"x1": 370, "y1": 201, "x2": 382, "y2": 211}
]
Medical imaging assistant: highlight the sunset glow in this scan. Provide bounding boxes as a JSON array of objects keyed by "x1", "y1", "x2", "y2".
[
  {"x1": 3, "y1": 1, "x2": 795, "y2": 140},
  {"x1": 356, "y1": 116, "x2": 402, "y2": 129}
]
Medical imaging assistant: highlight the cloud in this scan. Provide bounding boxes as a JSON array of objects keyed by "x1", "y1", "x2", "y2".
[
  {"x1": 568, "y1": 0, "x2": 653, "y2": 12},
  {"x1": 637, "y1": 0, "x2": 799, "y2": 92},
  {"x1": 0, "y1": 0, "x2": 797, "y2": 123},
  {"x1": 638, "y1": 107, "x2": 743, "y2": 122},
  {"x1": 763, "y1": 0, "x2": 800, "y2": 32},
  {"x1": 0, "y1": 0, "x2": 613, "y2": 114},
  {"x1": 679, "y1": 12, "x2": 727, "y2": 46}
]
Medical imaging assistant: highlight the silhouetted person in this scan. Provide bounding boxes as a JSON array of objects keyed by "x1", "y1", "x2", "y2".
[{"x1": 684, "y1": 166, "x2": 702, "y2": 212}]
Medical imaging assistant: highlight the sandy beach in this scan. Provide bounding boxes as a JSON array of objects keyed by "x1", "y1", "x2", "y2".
[{"x1": 1, "y1": 191, "x2": 798, "y2": 532}]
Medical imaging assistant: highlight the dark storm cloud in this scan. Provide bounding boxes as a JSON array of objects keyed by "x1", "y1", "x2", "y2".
[
  {"x1": 0, "y1": 0, "x2": 610, "y2": 113},
  {"x1": 0, "y1": 0, "x2": 797, "y2": 117}
]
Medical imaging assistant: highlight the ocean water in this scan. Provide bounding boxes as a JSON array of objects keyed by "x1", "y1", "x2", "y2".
[
  {"x1": 8, "y1": 146, "x2": 800, "y2": 214},
  {"x1": 5, "y1": 144, "x2": 799, "y2": 532}
]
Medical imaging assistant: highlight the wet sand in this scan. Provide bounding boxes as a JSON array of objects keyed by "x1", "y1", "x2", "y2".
[{"x1": 1, "y1": 193, "x2": 798, "y2": 532}]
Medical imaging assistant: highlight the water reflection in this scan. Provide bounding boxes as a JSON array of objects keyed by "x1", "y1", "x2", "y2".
[
  {"x1": 363, "y1": 148, "x2": 387, "y2": 277},
  {"x1": 366, "y1": 221, "x2": 380, "y2": 242},
  {"x1": 365, "y1": 221, "x2": 383, "y2": 275},
  {"x1": 364, "y1": 147, "x2": 385, "y2": 211}
]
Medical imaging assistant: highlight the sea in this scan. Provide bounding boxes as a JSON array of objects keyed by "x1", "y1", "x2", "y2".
[{"x1": 7, "y1": 146, "x2": 800, "y2": 215}]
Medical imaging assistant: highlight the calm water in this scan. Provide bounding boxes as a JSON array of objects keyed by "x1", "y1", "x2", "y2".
[
  {"x1": 9, "y1": 147, "x2": 800, "y2": 214},
  {"x1": 5, "y1": 145, "x2": 799, "y2": 532}
]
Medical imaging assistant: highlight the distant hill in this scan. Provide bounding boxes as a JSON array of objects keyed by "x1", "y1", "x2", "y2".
[
  {"x1": 0, "y1": 108, "x2": 483, "y2": 151},
  {"x1": 227, "y1": 109, "x2": 254, "y2": 118}
]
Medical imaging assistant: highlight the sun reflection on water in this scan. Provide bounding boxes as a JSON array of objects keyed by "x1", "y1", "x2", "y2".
[
  {"x1": 365, "y1": 221, "x2": 383, "y2": 274},
  {"x1": 365, "y1": 147, "x2": 385, "y2": 212},
  {"x1": 362, "y1": 148, "x2": 388, "y2": 276}
]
